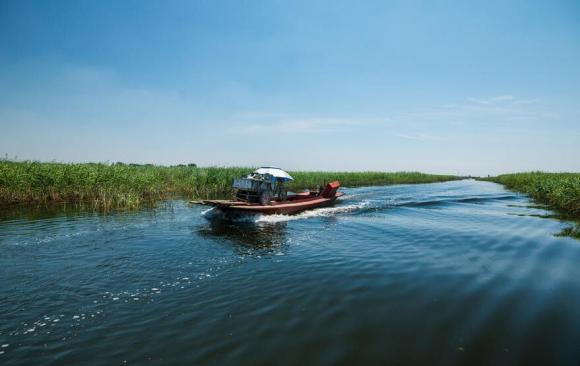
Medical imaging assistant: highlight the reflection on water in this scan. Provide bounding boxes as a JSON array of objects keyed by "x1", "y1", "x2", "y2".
[
  {"x1": 0, "y1": 202, "x2": 91, "y2": 222},
  {"x1": 557, "y1": 223, "x2": 580, "y2": 239},
  {"x1": 1, "y1": 180, "x2": 580, "y2": 366},
  {"x1": 198, "y1": 220, "x2": 288, "y2": 250}
]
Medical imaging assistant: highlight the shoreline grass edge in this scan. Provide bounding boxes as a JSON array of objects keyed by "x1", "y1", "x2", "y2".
[
  {"x1": 481, "y1": 172, "x2": 580, "y2": 218},
  {"x1": 481, "y1": 172, "x2": 580, "y2": 238},
  {"x1": 0, "y1": 160, "x2": 462, "y2": 211}
]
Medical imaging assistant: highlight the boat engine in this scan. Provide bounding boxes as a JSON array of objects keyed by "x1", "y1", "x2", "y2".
[
  {"x1": 232, "y1": 174, "x2": 275, "y2": 205},
  {"x1": 232, "y1": 168, "x2": 293, "y2": 205}
]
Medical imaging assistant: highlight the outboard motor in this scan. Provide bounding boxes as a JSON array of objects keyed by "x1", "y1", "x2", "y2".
[{"x1": 320, "y1": 181, "x2": 340, "y2": 198}]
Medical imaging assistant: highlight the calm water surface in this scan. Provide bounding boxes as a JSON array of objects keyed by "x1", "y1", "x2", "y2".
[{"x1": 1, "y1": 180, "x2": 579, "y2": 366}]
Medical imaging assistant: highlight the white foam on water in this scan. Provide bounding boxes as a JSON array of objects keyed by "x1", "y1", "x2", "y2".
[
  {"x1": 254, "y1": 201, "x2": 370, "y2": 223},
  {"x1": 5, "y1": 244, "x2": 254, "y2": 353},
  {"x1": 9, "y1": 219, "x2": 155, "y2": 247},
  {"x1": 201, "y1": 201, "x2": 371, "y2": 224},
  {"x1": 201, "y1": 207, "x2": 216, "y2": 216}
]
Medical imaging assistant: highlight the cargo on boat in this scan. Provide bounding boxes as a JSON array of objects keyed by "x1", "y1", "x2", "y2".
[{"x1": 191, "y1": 167, "x2": 344, "y2": 215}]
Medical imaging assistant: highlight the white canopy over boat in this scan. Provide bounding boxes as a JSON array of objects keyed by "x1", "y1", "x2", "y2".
[{"x1": 253, "y1": 167, "x2": 294, "y2": 182}]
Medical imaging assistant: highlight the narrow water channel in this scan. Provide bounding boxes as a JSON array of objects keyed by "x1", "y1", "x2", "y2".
[{"x1": 1, "y1": 180, "x2": 579, "y2": 366}]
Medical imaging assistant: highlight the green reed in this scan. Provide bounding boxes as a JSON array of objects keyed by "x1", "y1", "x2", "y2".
[
  {"x1": 0, "y1": 160, "x2": 460, "y2": 210},
  {"x1": 485, "y1": 172, "x2": 580, "y2": 218},
  {"x1": 286, "y1": 171, "x2": 460, "y2": 191}
]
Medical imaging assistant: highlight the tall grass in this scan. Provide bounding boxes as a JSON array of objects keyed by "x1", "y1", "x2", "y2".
[
  {"x1": 485, "y1": 172, "x2": 580, "y2": 218},
  {"x1": 0, "y1": 160, "x2": 460, "y2": 210},
  {"x1": 286, "y1": 171, "x2": 460, "y2": 191}
]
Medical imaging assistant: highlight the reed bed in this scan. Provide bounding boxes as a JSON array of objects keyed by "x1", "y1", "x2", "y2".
[
  {"x1": 286, "y1": 171, "x2": 460, "y2": 191},
  {"x1": 0, "y1": 160, "x2": 460, "y2": 210},
  {"x1": 485, "y1": 172, "x2": 580, "y2": 218}
]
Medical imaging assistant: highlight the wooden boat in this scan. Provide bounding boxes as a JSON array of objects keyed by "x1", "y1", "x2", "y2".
[{"x1": 192, "y1": 181, "x2": 343, "y2": 215}]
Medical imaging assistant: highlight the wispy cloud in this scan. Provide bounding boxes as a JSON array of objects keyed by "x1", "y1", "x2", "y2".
[
  {"x1": 229, "y1": 115, "x2": 385, "y2": 134},
  {"x1": 393, "y1": 133, "x2": 444, "y2": 141},
  {"x1": 384, "y1": 94, "x2": 552, "y2": 144},
  {"x1": 466, "y1": 95, "x2": 537, "y2": 106},
  {"x1": 394, "y1": 94, "x2": 546, "y2": 126},
  {"x1": 228, "y1": 94, "x2": 548, "y2": 143}
]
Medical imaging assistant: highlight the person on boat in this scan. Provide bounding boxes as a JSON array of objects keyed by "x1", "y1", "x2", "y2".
[{"x1": 278, "y1": 178, "x2": 288, "y2": 200}]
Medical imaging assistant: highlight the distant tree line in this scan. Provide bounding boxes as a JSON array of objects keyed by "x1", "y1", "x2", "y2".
[{"x1": 113, "y1": 162, "x2": 197, "y2": 168}]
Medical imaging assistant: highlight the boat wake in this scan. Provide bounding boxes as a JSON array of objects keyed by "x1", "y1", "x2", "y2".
[
  {"x1": 202, "y1": 193, "x2": 519, "y2": 224},
  {"x1": 254, "y1": 201, "x2": 370, "y2": 223},
  {"x1": 200, "y1": 200, "x2": 370, "y2": 224},
  {"x1": 200, "y1": 181, "x2": 521, "y2": 225}
]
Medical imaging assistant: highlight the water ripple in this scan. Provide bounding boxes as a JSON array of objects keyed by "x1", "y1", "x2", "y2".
[{"x1": 1, "y1": 180, "x2": 579, "y2": 365}]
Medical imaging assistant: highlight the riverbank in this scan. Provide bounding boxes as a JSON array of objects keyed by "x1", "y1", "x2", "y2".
[
  {"x1": 483, "y1": 172, "x2": 580, "y2": 220},
  {"x1": 0, "y1": 161, "x2": 461, "y2": 210}
]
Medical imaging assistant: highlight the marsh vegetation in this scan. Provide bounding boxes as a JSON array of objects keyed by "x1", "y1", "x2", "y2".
[
  {"x1": 484, "y1": 172, "x2": 580, "y2": 218},
  {"x1": 0, "y1": 161, "x2": 460, "y2": 210}
]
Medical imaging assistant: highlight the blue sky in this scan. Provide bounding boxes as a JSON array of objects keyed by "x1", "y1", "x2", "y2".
[{"x1": 1, "y1": 0, "x2": 579, "y2": 175}]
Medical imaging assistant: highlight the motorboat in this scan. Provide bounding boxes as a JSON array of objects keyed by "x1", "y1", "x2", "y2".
[{"x1": 191, "y1": 167, "x2": 343, "y2": 215}]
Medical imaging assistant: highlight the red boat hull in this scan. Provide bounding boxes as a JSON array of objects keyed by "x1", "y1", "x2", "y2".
[{"x1": 195, "y1": 192, "x2": 344, "y2": 216}]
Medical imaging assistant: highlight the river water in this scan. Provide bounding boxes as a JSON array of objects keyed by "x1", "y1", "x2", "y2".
[{"x1": 1, "y1": 180, "x2": 579, "y2": 366}]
